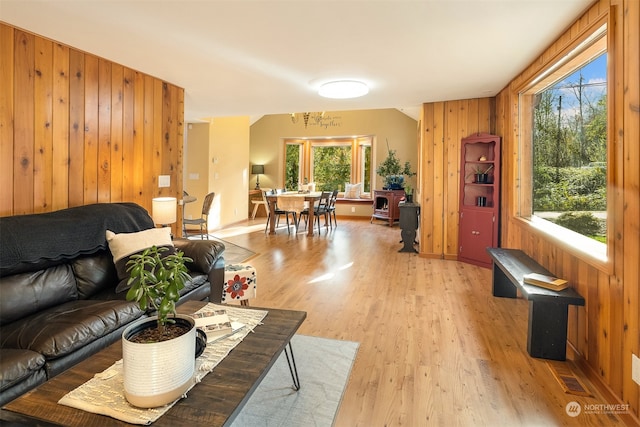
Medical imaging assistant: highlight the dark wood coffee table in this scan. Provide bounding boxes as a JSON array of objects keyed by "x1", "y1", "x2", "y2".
[{"x1": 0, "y1": 301, "x2": 306, "y2": 426}]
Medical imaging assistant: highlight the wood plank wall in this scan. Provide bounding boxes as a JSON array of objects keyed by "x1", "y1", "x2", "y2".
[
  {"x1": 418, "y1": 98, "x2": 494, "y2": 260},
  {"x1": 419, "y1": 1, "x2": 639, "y2": 422},
  {"x1": 0, "y1": 23, "x2": 184, "y2": 236},
  {"x1": 492, "y1": 0, "x2": 639, "y2": 422}
]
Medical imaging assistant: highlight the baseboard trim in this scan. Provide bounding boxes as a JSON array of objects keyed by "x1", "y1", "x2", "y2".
[{"x1": 573, "y1": 354, "x2": 640, "y2": 427}]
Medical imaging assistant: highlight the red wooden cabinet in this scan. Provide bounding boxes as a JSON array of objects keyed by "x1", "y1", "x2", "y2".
[{"x1": 458, "y1": 133, "x2": 501, "y2": 268}]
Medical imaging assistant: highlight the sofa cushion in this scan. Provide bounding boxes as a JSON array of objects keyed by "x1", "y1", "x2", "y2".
[
  {"x1": 105, "y1": 228, "x2": 175, "y2": 293},
  {"x1": 0, "y1": 264, "x2": 77, "y2": 325},
  {"x1": 0, "y1": 349, "x2": 48, "y2": 406},
  {"x1": 0, "y1": 300, "x2": 144, "y2": 359},
  {"x1": 0, "y1": 349, "x2": 46, "y2": 391},
  {"x1": 180, "y1": 272, "x2": 207, "y2": 296},
  {"x1": 72, "y1": 252, "x2": 119, "y2": 299}
]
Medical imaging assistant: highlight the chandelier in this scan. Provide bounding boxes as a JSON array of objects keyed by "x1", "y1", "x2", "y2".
[{"x1": 290, "y1": 112, "x2": 325, "y2": 128}]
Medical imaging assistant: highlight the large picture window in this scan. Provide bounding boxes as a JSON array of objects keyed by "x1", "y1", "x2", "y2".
[
  {"x1": 284, "y1": 137, "x2": 372, "y2": 194},
  {"x1": 285, "y1": 144, "x2": 302, "y2": 191},
  {"x1": 311, "y1": 145, "x2": 352, "y2": 192},
  {"x1": 518, "y1": 24, "x2": 608, "y2": 259}
]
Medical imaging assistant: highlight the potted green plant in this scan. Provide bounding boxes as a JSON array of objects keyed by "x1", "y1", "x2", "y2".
[
  {"x1": 121, "y1": 246, "x2": 206, "y2": 408},
  {"x1": 404, "y1": 184, "x2": 414, "y2": 203},
  {"x1": 376, "y1": 141, "x2": 416, "y2": 190},
  {"x1": 125, "y1": 245, "x2": 192, "y2": 335}
]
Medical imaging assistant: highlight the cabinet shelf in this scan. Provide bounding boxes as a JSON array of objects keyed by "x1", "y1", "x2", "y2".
[
  {"x1": 467, "y1": 161, "x2": 495, "y2": 165},
  {"x1": 464, "y1": 205, "x2": 494, "y2": 210},
  {"x1": 458, "y1": 133, "x2": 501, "y2": 268}
]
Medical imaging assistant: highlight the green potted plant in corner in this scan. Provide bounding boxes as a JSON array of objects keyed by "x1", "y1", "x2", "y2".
[
  {"x1": 121, "y1": 246, "x2": 206, "y2": 408},
  {"x1": 376, "y1": 141, "x2": 416, "y2": 190}
]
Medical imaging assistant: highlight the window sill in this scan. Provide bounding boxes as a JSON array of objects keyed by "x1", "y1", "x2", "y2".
[
  {"x1": 514, "y1": 215, "x2": 611, "y2": 274},
  {"x1": 336, "y1": 198, "x2": 372, "y2": 204}
]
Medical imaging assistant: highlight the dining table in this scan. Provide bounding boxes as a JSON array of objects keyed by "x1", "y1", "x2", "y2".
[{"x1": 266, "y1": 191, "x2": 322, "y2": 236}]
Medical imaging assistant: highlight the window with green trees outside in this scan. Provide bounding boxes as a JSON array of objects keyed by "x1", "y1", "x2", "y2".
[
  {"x1": 519, "y1": 24, "x2": 608, "y2": 254},
  {"x1": 284, "y1": 137, "x2": 372, "y2": 194}
]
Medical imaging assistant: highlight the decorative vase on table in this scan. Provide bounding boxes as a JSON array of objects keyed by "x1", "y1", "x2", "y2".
[
  {"x1": 384, "y1": 175, "x2": 405, "y2": 190},
  {"x1": 122, "y1": 314, "x2": 206, "y2": 408}
]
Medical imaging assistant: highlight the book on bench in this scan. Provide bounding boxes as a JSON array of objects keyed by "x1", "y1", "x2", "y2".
[{"x1": 523, "y1": 273, "x2": 568, "y2": 291}]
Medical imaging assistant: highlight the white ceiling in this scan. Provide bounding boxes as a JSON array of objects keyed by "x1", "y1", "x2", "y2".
[{"x1": 2, "y1": 0, "x2": 593, "y2": 123}]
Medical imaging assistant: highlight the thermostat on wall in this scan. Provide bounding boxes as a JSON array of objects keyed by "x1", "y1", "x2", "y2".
[{"x1": 158, "y1": 175, "x2": 170, "y2": 188}]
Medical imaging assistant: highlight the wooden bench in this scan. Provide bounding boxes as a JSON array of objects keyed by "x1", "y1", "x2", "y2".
[{"x1": 486, "y1": 248, "x2": 585, "y2": 361}]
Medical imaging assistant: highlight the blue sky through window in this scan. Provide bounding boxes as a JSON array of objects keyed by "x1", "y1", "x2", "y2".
[{"x1": 550, "y1": 53, "x2": 607, "y2": 120}]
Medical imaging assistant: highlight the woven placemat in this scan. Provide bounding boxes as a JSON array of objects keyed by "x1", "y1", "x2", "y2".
[{"x1": 58, "y1": 304, "x2": 268, "y2": 425}]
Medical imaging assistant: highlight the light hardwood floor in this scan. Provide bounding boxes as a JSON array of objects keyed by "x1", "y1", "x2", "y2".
[{"x1": 215, "y1": 217, "x2": 626, "y2": 427}]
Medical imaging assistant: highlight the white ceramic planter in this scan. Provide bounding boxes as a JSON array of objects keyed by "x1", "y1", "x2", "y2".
[{"x1": 122, "y1": 314, "x2": 198, "y2": 408}]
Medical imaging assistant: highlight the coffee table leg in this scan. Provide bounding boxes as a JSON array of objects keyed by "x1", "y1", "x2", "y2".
[{"x1": 284, "y1": 341, "x2": 301, "y2": 391}]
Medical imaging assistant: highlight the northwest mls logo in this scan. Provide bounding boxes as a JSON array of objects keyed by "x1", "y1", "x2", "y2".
[{"x1": 566, "y1": 401, "x2": 582, "y2": 417}]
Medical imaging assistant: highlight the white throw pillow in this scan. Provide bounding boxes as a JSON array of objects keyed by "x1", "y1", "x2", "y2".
[
  {"x1": 105, "y1": 227, "x2": 175, "y2": 293},
  {"x1": 106, "y1": 227, "x2": 173, "y2": 262},
  {"x1": 344, "y1": 183, "x2": 362, "y2": 199}
]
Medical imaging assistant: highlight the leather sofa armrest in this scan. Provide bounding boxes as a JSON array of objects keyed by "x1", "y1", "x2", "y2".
[
  {"x1": 173, "y1": 239, "x2": 224, "y2": 274},
  {"x1": 173, "y1": 239, "x2": 225, "y2": 303},
  {"x1": 208, "y1": 255, "x2": 225, "y2": 303}
]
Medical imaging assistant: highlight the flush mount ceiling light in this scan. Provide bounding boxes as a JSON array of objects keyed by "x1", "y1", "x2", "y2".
[{"x1": 318, "y1": 80, "x2": 369, "y2": 99}]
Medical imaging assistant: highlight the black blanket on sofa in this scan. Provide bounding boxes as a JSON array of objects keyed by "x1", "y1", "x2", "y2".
[{"x1": 0, "y1": 203, "x2": 155, "y2": 275}]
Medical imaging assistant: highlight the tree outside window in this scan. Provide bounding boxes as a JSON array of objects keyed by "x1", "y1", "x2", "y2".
[
  {"x1": 520, "y1": 28, "x2": 608, "y2": 248},
  {"x1": 312, "y1": 146, "x2": 351, "y2": 191},
  {"x1": 361, "y1": 145, "x2": 371, "y2": 192},
  {"x1": 285, "y1": 144, "x2": 302, "y2": 190}
]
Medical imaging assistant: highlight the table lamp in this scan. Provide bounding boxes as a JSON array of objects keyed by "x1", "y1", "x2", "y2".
[
  {"x1": 152, "y1": 197, "x2": 177, "y2": 227},
  {"x1": 252, "y1": 165, "x2": 265, "y2": 190}
]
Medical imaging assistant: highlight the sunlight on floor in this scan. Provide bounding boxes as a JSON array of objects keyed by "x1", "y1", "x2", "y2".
[
  {"x1": 308, "y1": 262, "x2": 354, "y2": 284},
  {"x1": 308, "y1": 273, "x2": 334, "y2": 284},
  {"x1": 212, "y1": 221, "x2": 267, "y2": 239}
]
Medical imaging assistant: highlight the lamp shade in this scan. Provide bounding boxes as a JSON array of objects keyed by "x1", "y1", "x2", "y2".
[
  {"x1": 251, "y1": 165, "x2": 265, "y2": 174},
  {"x1": 152, "y1": 197, "x2": 177, "y2": 225}
]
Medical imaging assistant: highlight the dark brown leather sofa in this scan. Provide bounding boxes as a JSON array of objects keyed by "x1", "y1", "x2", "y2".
[{"x1": 0, "y1": 203, "x2": 225, "y2": 406}]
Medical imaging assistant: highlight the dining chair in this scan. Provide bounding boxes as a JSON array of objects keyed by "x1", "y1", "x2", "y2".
[
  {"x1": 327, "y1": 189, "x2": 339, "y2": 227},
  {"x1": 251, "y1": 188, "x2": 271, "y2": 219},
  {"x1": 297, "y1": 191, "x2": 331, "y2": 234},
  {"x1": 264, "y1": 190, "x2": 298, "y2": 234},
  {"x1": 181, "y1": 190, "x2": 197, "y2": 236},
  {"x1": 183, "y1": 192, "x2": 215, "y2": 239}
]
